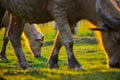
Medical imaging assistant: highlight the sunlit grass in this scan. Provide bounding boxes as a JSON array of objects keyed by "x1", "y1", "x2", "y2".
[{"x1": 0, "y1": 21, "x2": 120, "y2": 80}]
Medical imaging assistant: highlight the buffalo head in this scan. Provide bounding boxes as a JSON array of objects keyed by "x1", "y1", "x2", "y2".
[{"x1": 94, "y1": 0, "x2": 120, "y2": 68}]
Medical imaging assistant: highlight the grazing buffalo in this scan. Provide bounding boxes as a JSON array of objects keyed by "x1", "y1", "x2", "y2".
[
  {"x1": 0, "y1": 11, "x2": 44, "y2": 61},
  {"x1": 23, "y1": 23, "x2": 44, "y2": 57},
  {"x1": 0, "y1": 0, "x2": 120, "y2": 70}
]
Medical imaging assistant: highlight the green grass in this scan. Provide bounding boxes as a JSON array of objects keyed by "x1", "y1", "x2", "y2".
[{"x1": 0, "y1": 21, "x2": 120, "y2": 80}]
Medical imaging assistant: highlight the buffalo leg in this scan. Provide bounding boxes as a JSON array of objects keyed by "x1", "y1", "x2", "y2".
[
  {"x1": 57, "y1": 22, "x2": 82, "y2": 69},
  {"x1": 8, "y1": 17, "x2": 33, "y2": 70},
  {"x1": 47, "y1": 31, "x2": 62, "y2": 69},
  {"x1": 0, "y1": 11, "x2": 11, "y2": 61},
  {"x1": 0, "y1": 28, "x2": 9, "y2": 61},
  {"x1": 49, "y1": 3, "x2": 82, "y2": 70}
]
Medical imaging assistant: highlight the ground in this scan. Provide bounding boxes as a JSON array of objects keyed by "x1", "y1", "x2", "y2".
[{"x1": 0, "y1": 21, "x2": 120, "y2": 80}]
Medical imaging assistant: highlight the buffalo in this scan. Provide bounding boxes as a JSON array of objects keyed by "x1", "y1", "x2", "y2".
[
  {"x1": 0, "y1": 11, "x2": 44, "y2": 61},
  {"x1": 0, "y1": 0, "x2": 120, "y2": 70}
]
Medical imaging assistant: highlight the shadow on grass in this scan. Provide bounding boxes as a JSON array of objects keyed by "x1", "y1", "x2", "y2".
[
  {"x1": 70, "y1": 71, "x2": 120, "y2": 80},
  {"x1": 43, "y1": 40, "x2": 53, "y2": 47},
  {"x1": 74, "y1": 37, "x2": 98, "y2": 45},
  {"x1": 3, "y1": 69, "x2": 120, "y2": 80},
  {"x1": 28, "y1": 57, "x2": 48, "y2": 68},
  {"x1": 43, "y1": 37, "x2": 98, "y2": 47},
  {"x1": 0, "y1": 77, "x2": 6, "y2": 80}
]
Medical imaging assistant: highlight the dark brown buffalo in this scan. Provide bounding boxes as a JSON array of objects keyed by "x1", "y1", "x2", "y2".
[{"x1": 0, "y1": 0, "x2": 120, "y2": 70}]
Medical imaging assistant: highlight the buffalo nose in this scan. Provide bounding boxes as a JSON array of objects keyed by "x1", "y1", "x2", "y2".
[{"x1": 109, "y1": 60, "x2": 120, "y2": 68}]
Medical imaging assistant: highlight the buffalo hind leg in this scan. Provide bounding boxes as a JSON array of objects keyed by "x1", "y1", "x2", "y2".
[
  {"x1": 8, "y1": 17, "x2": 33, "y2": 70},
  {"x1": 47, "y1": 31, "x2": 62, "y2": 69}
]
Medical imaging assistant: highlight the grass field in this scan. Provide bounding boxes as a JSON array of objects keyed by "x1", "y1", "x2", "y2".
[{"x1": 0, "y1": 21, "x2": 120, "y2": 80}]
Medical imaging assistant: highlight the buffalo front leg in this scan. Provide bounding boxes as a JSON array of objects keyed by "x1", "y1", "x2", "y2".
[
  {"x1": 49, "y1": 5, "x2": 82, "y2": 70},
  {"x1": 0, "y1": 11, "x2": 11, "y2": 61},
  {"x1": 57, "y1": 22, "x2": 82, "y2": 70},
  {"x1": 0, "y1": 28, "x2": 9, "y2": 61},
  {"x1": 8, "y1": 18, "x2": 33, "y2": 70},
  {"x1": 58, "y1": 23, "x2": 82, "y2": 70},
  {"x1": 47, "y1": 31, "x2": 62, "y2": 69}
]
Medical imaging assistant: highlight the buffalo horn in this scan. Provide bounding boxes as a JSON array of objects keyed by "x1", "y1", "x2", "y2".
[{"x1": 96, "y1": 0, "x2": 120, "y2": 30}]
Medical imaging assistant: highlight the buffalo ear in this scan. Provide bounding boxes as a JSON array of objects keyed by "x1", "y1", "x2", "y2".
[{"x1": 89, "y1": 25, "x2": 108, "y2": 31}]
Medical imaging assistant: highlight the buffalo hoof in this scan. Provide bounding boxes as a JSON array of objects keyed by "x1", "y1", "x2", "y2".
[
  {"x1": 68, "y1": 58, "x2": 84, "y2": 70},
  {"x1": 47, "y1": 61, "x2": 59, "y2": 69},
  {"x1": 1, "y1": 57, "x2": 8, "y2": 62},
  {"x1": 19, "y1": 62, "x2": 34, "y2": 70},
  {"x1": 0, "y1": 55, "x2": 8, "y2": 62},
  {"x1": 26, "y1": 67, "x2": 34, "y2": 71},
  {"x1": 74, "y1": 66, "x2": 85, "y2": 71}
]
